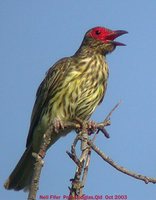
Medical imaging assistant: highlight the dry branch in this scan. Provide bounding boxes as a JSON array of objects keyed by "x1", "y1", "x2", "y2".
[
  {"x1": 27, "y1": 102, "x2": 156, "y2": 200},
  {"x1": 87, "y1": 139, "x2": 156, "y2": 184}
]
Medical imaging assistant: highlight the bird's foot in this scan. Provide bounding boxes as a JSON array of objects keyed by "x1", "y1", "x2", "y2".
[
  {"x1": 74, "y1": 117, "x2": 97, "y2": 135},
  {"x1": 87, "y1": 120, "x2": 98, "y2": 135},
  {"x1": 53, "y1": 118, "x2": 64, "y2": 133},
  {"x1": 74, "y1": 118, "x2": 110, "y2": 138}
]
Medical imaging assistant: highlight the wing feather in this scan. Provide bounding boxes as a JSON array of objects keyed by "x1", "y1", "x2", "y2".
[{"x1": 26, "y1": 57, "x2": 71, "y2": 147}]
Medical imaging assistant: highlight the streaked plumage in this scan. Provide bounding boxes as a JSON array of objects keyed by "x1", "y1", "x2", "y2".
[{"x1": 4, "y1": 26, "x2": 127, "y2": 191}]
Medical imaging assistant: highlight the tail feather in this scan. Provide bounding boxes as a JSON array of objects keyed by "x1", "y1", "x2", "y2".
[{"x1": 4, "y1": 145, "x2": 35, "y2": 191}]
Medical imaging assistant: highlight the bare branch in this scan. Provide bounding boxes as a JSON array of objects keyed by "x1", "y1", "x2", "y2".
[
  {"x1": 87, "y1": 139, "x2": 156, "y2": 184},
  {"x1": 27, "y1": 124, "x2": 56, "y2": 200},
  {"x1": 28, "y1": 153, "x2": 44, "y2": 200},
  {"x1": 28, "y1": 102, "x2": 156, "y2": 200},
  {"x1": 68, "y1": 126, "x2": 91, "y2": 197}
]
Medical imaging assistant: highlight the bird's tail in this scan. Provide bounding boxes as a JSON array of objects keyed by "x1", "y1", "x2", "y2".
[{"x1": 4, "y1": 144, "x2": 35, "y2": 191}]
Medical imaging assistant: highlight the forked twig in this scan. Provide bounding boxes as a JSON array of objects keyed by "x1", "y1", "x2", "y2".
[
  {"x1": 67, "y1": 102, "x2": 121, "y2": 197},
  {"x1": 28, "y1": 101, "x2": 156, "y2": 200}
]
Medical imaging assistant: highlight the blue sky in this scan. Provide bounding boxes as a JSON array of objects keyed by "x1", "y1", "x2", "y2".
[{"x1": 1, "y1": 1, "x2": 156, "y2": 199}]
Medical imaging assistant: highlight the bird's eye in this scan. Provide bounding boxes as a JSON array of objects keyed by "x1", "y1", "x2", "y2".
[{"x1": 95, "y1": 30, "x2": 101, "y2": 35}]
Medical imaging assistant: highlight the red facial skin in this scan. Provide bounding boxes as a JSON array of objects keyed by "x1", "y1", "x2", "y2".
[{"x1": 87, "y1": 27, "x2": 128, "y2": 46}]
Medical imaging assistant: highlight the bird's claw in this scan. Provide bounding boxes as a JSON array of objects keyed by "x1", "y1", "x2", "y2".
[
  {"x1": 53, "y1": 118, "x2": 64, "y2": 133},
  {"x1": 87, "y1": 120, "x2": 97, "y2": 130},
  {"x1": 87, "y1": 120, "x2": 98, "y2": 135},
  {"x1": 74, "y1": 118, "x2": 97, "y2": 135}
]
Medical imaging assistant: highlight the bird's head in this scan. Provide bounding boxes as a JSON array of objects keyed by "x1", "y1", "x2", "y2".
[{"x1": 83, "y1": 26, "x2": 128, "y2": 55}]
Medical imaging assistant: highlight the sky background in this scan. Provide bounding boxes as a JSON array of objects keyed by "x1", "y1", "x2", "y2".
[{"x1": 1, "y1": 1, "x2": 156, "y2": 199}]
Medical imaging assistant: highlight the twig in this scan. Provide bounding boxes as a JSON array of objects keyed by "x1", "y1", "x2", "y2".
[
  {"x1": 104, "y1": 101, "x2": 121, "y2": 122},
  {"x1": 87, "y1": 139, "x2": 156, "y2": 184},
  {"x1": 68, "y1": 126, "x2": 91, "y2": 197},
  {"x1": 66, "y1": 134, "x2": 81, "y2": 167},
  {"x1": 28, "y1": 101, "x2": 156, "y2": 200},
  {"x1": 27, "y1": 124, "x2": 56, "y2": 200},
  {"x1": 28, "y1": 102, "x2": 120, "y2": 199},
  {"x1": 28, "y1": 153, "x2": 44, "y2": 200},
  {"x1": 80, "y1": 148, "x2": 91, "y2": 192},
  {"x1": 97, "y1": 101, "x2": 121, "y2": 138},
  {"x1": 67, "y1": 102, "x2": 121, "y2": 197},
  {"x1": 81, "y1": 130, "x2": 99, "y2": 191}
]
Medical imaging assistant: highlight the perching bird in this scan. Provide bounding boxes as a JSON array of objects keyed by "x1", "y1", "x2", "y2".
[{"x1": 4, "y1": 26, "x2": 127, "y2": 191}]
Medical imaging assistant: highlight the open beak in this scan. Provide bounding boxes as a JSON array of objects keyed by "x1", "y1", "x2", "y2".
[{"x1": 105, "y1": 30, "x2": 128, "y2": 46}]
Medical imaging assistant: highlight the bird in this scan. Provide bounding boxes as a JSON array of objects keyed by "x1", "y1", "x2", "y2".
[{"x1": 4, "y1": 26, "x2": 128, "y2": 191}]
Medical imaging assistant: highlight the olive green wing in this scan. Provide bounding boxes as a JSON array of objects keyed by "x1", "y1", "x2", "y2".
[{"x1": 26, "y1": 57, "x2": 71, "y2": 147}]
